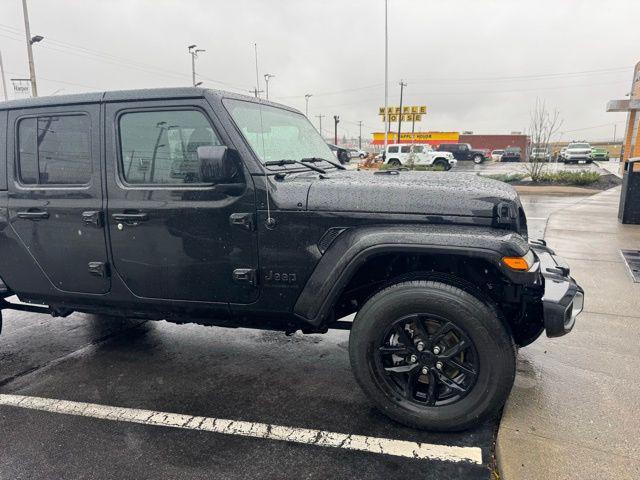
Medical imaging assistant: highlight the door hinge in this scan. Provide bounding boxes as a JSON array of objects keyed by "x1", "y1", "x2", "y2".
[
  {"x1": 82, "y1": 210, "x2": 104, "y2": 228},
  {"x1": 229, "y1": 212, "x2": 255, "y2": 231},
  {"x1": 88, "y1": 261, "x2": 110, "y2": 278},
  {"x1": 232, "y1": 268, "x2": 257, "y2": 286}
]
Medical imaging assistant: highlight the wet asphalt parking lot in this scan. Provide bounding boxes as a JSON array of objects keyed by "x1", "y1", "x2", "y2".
[{"x1": 0, "y1": 161, "x2": 596, "y2": 479}]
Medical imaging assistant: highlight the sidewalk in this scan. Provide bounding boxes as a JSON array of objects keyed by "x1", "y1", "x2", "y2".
[{"x1": 497, "y1": 186, "x2": 640, "y2": 479}]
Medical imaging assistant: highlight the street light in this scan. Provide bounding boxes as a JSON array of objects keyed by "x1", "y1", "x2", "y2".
[
  {"x1": 30, "y1": 35, "x2": 44, "y2": 45},
  {"x1": 305, "y1": 93, "x2": 313, "y2": 117},
  {"x1": 264, "y1": 73, "x2": 275, "y2": 100}
]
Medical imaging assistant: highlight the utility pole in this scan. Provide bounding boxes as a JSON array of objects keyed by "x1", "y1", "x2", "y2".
[
  {"x1": 316, "y1": 114, "x2": 325, "y2": 137},
  {"x1": 249, "y1": 87, "x2": 264, "y2": 98},
  {"x1": 264, "y1": 73, "x2": 275, "y2": 100},
  {"x1": 397, "y1": 80, "x2": 407, "y2": 143},
  {"x1": 613, "y1": 124, "x2": 617, "y2": 143},
  {"x1": 22, "y1": 0, "x2": 41, "y2": 97},
  {"x1": 188, "y1": 44, "x2": 205, "y2": 87},
  {"x1": 0, "y1": 50, "x2": 8, "y2": 101},
  {"x1": 383, "y1": 0, "x2": 389, "y2": 154},
  {"x1": 305, "y1": 93, "x2": 312, "y2": 117},
  {"x1": 358, "y1": 121, "x2": 363, "y2": 149},
  {"x1": 334, "y1": 115, "x2": 340, "y2": 145}
]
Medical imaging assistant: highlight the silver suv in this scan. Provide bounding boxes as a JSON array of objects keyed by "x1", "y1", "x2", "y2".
[{"x1": 561, "y1": 142, "x2": 593, "y2": 164}]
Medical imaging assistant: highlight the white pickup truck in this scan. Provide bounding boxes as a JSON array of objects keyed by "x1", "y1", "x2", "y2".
[{"x1": 384, "y1": 144, "x2": 457, "y2": 170}]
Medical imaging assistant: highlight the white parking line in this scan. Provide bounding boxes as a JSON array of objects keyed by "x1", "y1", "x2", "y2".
[{"x1": 0, "y1": 394, "x2": 482, "y2": 465}]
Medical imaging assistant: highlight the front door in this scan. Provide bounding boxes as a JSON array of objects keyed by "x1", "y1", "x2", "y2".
[
  {"x1": 104, "y1": 100, "x2": 258, "y2": 304},
  {"x1": 7, "y1": 104, "x2": 110, "y2": 294}
]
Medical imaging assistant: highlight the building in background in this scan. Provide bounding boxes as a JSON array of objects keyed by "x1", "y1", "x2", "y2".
[
  {"x1": 459, "y1": 134, "x2": 529, "y2": 155},
  {"x1": 371, "y1": 131, "x2": 458, "y2": 147},
  {"x1": 607, "y1": 60, "x2": 640, "y2": 164}
]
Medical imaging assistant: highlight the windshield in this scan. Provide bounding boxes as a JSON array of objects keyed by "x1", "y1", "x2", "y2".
[
  {"x1": 224, "y1": 99, "x2": 335, "y2": 165},
  {"x1": 568, "y1": 143, "x2": 590, "y2": 149}
]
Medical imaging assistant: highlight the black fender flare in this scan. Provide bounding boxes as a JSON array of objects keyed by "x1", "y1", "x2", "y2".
[{"x1": 293, "y1": 225, "x2": 535, "y2": 326}]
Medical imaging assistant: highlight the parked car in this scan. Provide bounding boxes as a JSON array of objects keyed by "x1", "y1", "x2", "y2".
[
  {"x1": 491, "y1": 149, "x2": 505, "y2": 162},
  {"x1": 501, "y1": 146, "x2": 523, "y2": 162},
  {"x1": 327, "y1": 143, "x2": 350, "y2": 164},
  {"x1": 0, "y1": 88, "x2": 583, "y2": 432},
  {"x1": 591, "y1": 147, "x2": 610, "y2": 161},
  {"x1": 437, "y1": 143, "x2": 488, "y2": 164},
  {"x1": 384, "y1": 143, "x2": 457, "y2": 170},
  {"x1": 349, "y1": 148, "x2": 366, "y2": 159},
  {"x1": 530, "y1": 147, "x2": 551, "y2": 162},
  {"x1": 560, "y1": 142, "x2": 593, "y2": 163}
]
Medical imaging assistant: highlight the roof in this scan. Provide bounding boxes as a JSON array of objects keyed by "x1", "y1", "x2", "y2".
[
  {"x1": 0, "y1": 87, "x2": 297, "y2": 112},
  {"x1": 607, "y1": 99, "x2": 640, "y2": 112}
]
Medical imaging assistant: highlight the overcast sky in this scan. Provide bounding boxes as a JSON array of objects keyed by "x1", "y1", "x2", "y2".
[{"x1": 0, "y1": 0, "x2": 638, "y2": 141}]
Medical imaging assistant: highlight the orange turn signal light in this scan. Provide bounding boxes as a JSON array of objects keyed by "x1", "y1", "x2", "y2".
[{"x1": 502, "y1": 256, "x2": 530, "y2": 271}]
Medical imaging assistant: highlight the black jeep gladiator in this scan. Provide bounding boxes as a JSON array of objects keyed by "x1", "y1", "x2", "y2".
[{"x1": 0, "y1": 88, "x2": 583, "y2": 431}]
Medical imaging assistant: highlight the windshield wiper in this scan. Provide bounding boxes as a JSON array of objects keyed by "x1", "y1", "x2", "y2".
[
  {"x1": 301, "y1": 157, "x2": 346, "y2": 170},
  {"x1": 264, "y1": 159, "x2": 326, "y2": 174}
]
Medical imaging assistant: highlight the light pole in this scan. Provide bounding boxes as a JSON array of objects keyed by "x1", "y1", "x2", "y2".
[
  {"x1": 22, "y1": 0, "x2": 42, "y2": 97},
  {"x1": 188, "y1": 45, "x2": 205, "y2": 87},
  {"x1": 383, "y1": 0, "x2": 389, "y2": 154},
  {"x1": 316, "y1": 114, "x2": 325, "y2": 137},
  {"x1": 305, "y1": 94, "x2": 313, "y2": 117},
  {"x1": 0, "y1": 50, "x2": 8, "y2": 101},
  {"x1": 264, "y1": 73, "x2": 275, "y2": 100},
  {"x1": 358, "y1": 121, "x2": 363, "y2": 149},
  {"x1": 397, "y1": 80, "x2": 407, "y2": 142},
  {"x1": 333, "y1": 115, "x2": 340, "y2": 145}
]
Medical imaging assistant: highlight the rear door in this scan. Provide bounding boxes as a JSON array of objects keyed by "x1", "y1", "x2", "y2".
[
  {"x1": 7, "y1": 104, "x2": 110, "y2": 294},
  {"x1": 104, "y1": 99, "x2": 258, "y2": 304}
]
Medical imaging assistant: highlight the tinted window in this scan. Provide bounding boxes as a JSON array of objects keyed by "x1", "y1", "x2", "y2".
[
  {"x1": 388, "y1": 146, "x2": 399, "y2": 153},
  {"x1": 400, "y1": 146, "x2": 411, "y2": 153},
  {"x1": 119, "y1": 110, "x2": 220, "y2": 185},
  {"x1": 412, "y1": 145, "x2": 424, "y2": 153},
  {"x1": 17, "y1": 115, "x2": 91, "y2": 185}
]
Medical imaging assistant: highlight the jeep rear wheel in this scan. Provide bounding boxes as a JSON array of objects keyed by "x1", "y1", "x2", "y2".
[
  {"x1": 473, "y1": 154, "x2": 483, "y2": 164},
  {"x1": 434, "y1": 159, "x2": 450, "y2": 171},
  {"x1": 349, "y1": 280, "x2": 516, "y2": 431},
  {"x1": 388, "y1": 159, "x2": 401, "y2": 167}
]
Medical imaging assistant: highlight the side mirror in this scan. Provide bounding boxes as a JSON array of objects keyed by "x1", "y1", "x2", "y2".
[{"x1": 197, "y1": 146, "x2": 241, "y2": 184}]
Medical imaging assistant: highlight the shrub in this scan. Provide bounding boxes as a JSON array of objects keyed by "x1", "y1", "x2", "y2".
[
  {"x1": 536, "y1": 170, "x2": 600, "y2": 186},
  {"x1": 479, "y1": 173, "x2": 527, "y2": 183},
  {"x1": 379, "y1": 163, "x2": 446, "y2": 172}
]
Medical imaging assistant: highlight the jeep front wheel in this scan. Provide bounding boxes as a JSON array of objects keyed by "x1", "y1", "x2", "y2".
[
  {"x1": 349, "y1": 280, "x2": 516, "y2": 431},
  {"x1": 388, "y1": 159, "x2": 401, "y2": 167},
  {"x1": 473, "y1": 154, "x2": 484, "y2": 164}
]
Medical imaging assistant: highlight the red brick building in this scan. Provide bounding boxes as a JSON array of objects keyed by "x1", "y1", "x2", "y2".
[{"x1": 459, "y1": 134, "x2": 530, "y2": 155}]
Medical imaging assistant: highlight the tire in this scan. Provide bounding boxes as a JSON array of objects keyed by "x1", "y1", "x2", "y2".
[
  {"x1": 434, "y1": 159, "x2": 449, "y2": 171},
  {"x1": 388, "y1": 159, "x2": 401, "y2": 167},
  {"x1": 338, "y1": 151, "x2": 349, "y2": 164},
  {"x1": 359, "y1": 154, "x2": 365, "y2": 159},
  {"x1": 349, "y1": 280, "x2": 516, "y2": 431},
  {"x1": 472, "y1": 155, "x2": 484, "y2": 164}
]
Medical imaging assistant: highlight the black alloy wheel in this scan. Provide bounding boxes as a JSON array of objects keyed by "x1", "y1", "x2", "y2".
[
  {"x1": 375, "y1": 314, "x2": 478, "y2": 407},
  {"x1": 349, "y1": 280, "x2": 516, "y2": 431}
]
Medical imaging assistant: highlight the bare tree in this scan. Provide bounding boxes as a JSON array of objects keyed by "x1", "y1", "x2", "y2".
[{"x1": 526, "y1": 99, "x2": 563, "y2": 181}]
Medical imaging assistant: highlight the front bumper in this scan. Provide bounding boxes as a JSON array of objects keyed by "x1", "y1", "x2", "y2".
[{"x1": 531, "y1": 241, "x2": 584, "y2": 337}]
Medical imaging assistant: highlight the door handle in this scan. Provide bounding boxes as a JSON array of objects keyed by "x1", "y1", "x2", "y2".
[
  {"x1": 17, "y1": 210, "x2": 49, "y2": 220},
  {"x1": 82, "y1": 210, "x2": 103, "y2": 227},
  {"x1": 112, "y1": 212, "x2": 149, "y2": 223}
]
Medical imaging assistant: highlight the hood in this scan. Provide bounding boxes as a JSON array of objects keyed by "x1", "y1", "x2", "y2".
[{"x1": 306, "y1": 170, "x2": 520, "y2": 219}]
